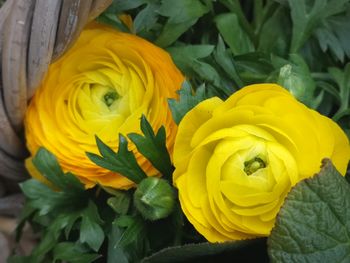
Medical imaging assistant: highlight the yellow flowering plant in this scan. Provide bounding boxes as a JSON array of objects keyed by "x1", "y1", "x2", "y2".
[
  {"x1": 25, "y1": 23, "x2": 184, "y2": 189},
  {"x1": 173, "y1": 83, "x2": 349, "y2": 242},
  {"x1": 11, "y1": 1, "x2": 350, "y2": 263}
]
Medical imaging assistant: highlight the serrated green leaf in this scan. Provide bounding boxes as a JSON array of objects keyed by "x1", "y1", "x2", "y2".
[
  {"x1": 215, "y1": 13, "x2": 255, "y2": 55},
  {"x1": 20, "y1": 179, "x2": 69, "y2": 215},
  {"x1": 268, "y1": 159, "x2": 350, "y2": 262},
  {"x1": 53, "y1": 242, "x2": 101, "y2": 263},
  {"x1": 323, "y1": 12, "x2": 350, "y2": 61},
  {"x1": 87, "y1": 134, "x2": 147, "y2": 183},
  {"x1": 288, "y1": 0, "x2": 349, "y2": 52},
  {"x1": 128, "y1": 115, "x2": 173, "y2": 179},
  {"x1": 80, "y1": 201, "x2": 105, "y2": 251},
  {"x1": 32, "y1": 148, "x2": 84, "y2": 191},
  {"x1": 315, "y1": 27, "x2": 345, "y2": 62},
  {"x1": 134, "y1": 3, "x2": 160, "y2": 34},
  {"x1": 168, "y1": 81, "x2": 207, "y2": 124},
  {"x1": 155, "y1": 0, "x2": 210, "y2": 47},
  {"x1": 167, "y1": 44, "x2": 222, "y2": 89},
  {"x1": 167, "y1": 44, "x2": 214, "y2": 72},
  {"x1": 141, "y1": 238, "x2": 267, "y2": 263}
]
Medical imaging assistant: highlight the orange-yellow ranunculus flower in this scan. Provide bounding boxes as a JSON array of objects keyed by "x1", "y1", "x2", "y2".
[
  {"x1": 173, "y1": 84, "x2": 350, "y2": 242},
  {"x1": 25, "y1": 23, "x2": 184, "y2": 189}
]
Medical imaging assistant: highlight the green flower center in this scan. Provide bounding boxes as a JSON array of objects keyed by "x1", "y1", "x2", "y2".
[
  {"x1": 244, "y1": 157, "x2": 266, "y2": 175},
  {"x1": 103, "y1": 91, "x2": 119, "y2": 107}
]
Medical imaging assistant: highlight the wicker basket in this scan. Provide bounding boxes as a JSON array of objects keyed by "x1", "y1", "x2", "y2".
[{"x1": 0, "y1": 0, "x2": 112, "y2": 217}]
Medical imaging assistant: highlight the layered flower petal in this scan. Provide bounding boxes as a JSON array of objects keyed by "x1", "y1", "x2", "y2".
[
  {"x1": 173, "y1": 83, "x2": 350, "y2": 241},
  {"x1": 25, "y1": 23, "x2": 184, "y2": 189}
]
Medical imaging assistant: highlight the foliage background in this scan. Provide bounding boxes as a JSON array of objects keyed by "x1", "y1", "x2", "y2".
[
  {"x1": 99, "y1": 0, "x2": 350, "y2": 135},
  {"x1": 7, "y1": 0, "x2": 350, "y2": 262}
]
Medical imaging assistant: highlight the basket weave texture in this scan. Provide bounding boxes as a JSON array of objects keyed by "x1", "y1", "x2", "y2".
[{"x1": 0, "y1": 0, "x2": 112, "y2": 216}]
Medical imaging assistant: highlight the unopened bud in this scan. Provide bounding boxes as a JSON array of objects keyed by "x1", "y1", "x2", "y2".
[{"x1": 134, "y1": 177, "x2": 175, "y2": 221}]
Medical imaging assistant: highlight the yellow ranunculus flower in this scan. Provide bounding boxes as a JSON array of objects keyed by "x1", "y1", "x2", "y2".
[
  {"x1": 25, "y1": 23, "x2": 184, "y2": 189},
  {"x1": 173, "y1": 84, "x2": 350, "y2": 242}
]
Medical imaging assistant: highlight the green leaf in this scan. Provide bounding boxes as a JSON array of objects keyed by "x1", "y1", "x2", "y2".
[
  {"x1": 53, "y1": 242, "x2": 100, "y2": 263},
  {"x1": 105, "y1": 0, "x2": 146, "y2": 12},
  {"x1": 258, "y1": 6, "x2": 291, "y2": 56},
  {"x1": 316, "y1": 10, "x2": 350, "y2": 62},
  {"x1": 328, "y1": 63, "x2": 350, "y2": 120},
  {"x1": 288, "y1": 0, "x2": 349, "y2": 52},
  {"x1": 107, "y1": 223, "x2": 129, "y2": 263},
  {"x1": 87, "y1": 134, "x2": 147, "y2": 184},
  {"x1": 168, "y1": 81, "x2": 206, "y2": 125},
  {"x1": 141, "y1": 238, "x2": 268, "y2": 263},
  {"x1": 215, "y1": 13, "x2": 255, "y2": 55},
  {"x1": 213, "y1": 35, "x2": 244, "y2": 88},
  {"x1": 106, "y1": 189, "x2": 131, "y2": 215},
  {"x1": 234, "y1": 52, "x2": 274, "y2": 83},
  {"x1": 128, "y1": 115, "x2": 173, "y2": 179},
  {"x1": 167, "y1": 45, "x2": 222, "y2": 90},
  {"x1": 15, "y1": 201, "x2": 36, "y2": 241},
  {"x1": 30, "y1": 213, "x2": 76, "y2": 261},
  {"x1": 80, "y1": 201, "x2": 105, "y2": 252},
  {"x1": 20, "y1": 179, "x2": 72, "y2": 215},
  {"x1": 268, "y1": 159, "x2": 350, "y2": 262},
  {"x1": 32, "y1": 147, "x2": 84, "y2": 191},
  {"x1": 7, "y1": 256, "x2": 32, "y2": 263},
  {"x1": 155, "y1": 0, "x2": 210, "y2": 47},
  {"x1": 96, "y1": 13, "x2": 130, "y2": 32},
  {"x1": 133, "y1": 3, "x2": 160, "y2": 34},
  {"x1": 115, "y1": 215, "x2": 146, "y2": 248},
  {"x1": 167, "y1": 45, "x2": 215, "y2": 74}
]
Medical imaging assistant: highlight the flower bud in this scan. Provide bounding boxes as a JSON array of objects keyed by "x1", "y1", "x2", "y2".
[{"x1": 134, "y1": 177, "x2": 175, "y2": 221}]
